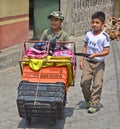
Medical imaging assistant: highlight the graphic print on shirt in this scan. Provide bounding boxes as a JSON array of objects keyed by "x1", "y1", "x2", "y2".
[
  {"x1": 87, "y1": 39, "x2": 104, "y2": 53},
  {"x1": 84, "y1": 30, "x2": 110, "y2": 61}
]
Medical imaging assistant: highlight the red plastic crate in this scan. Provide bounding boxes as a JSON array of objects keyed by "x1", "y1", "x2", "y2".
[{"x1": 22, "y1": 65, "x2": 69, "y2": 93}]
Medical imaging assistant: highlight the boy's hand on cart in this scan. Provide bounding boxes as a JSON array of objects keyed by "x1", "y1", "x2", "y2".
[
  {"x1": 49, "y1": 37, "x2": 56, "y2": 55},
  {"x1": 50, "y1": 37, "x2": 56, "y2": 43},
  {"x1": 88, "y1": 53, "x2": 96, "y2": 59},
  {"x1": 74, "y1": 53, "x2": 90, "y2": 57}
]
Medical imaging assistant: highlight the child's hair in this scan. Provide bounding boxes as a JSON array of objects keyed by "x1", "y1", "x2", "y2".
[{"x1": 92, "y1": 11, "x2": 105, "y2": 22}]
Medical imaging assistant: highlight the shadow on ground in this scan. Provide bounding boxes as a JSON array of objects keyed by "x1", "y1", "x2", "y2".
[
  {"x1": 17, "y1": 107, "x2": 74, "y2": 129},
  {"x1": 78, "y1": 100, "x2": 104, "y2": 110}
]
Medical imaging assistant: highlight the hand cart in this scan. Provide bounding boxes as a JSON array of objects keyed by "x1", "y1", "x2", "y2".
[{"x1": 17, "y1": 40, "x2": 76, "y2": 126}]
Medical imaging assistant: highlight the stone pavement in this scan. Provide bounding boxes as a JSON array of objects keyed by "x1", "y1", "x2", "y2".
[{"x1": 0, "y1": 37, "x2": 120, "y2": 129}]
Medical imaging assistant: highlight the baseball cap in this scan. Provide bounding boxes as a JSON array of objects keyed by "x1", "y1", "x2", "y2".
[{"x1": 48, "y1": 11, "x2": 64, "y2": 20}]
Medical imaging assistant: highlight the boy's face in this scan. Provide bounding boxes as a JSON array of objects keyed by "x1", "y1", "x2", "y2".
[
  {"x1": 50, "y1": 16, "x2": 63, "y2": 30},
  {"x1": 91, "y1": 18, "x2": 104, "y2": 32}
]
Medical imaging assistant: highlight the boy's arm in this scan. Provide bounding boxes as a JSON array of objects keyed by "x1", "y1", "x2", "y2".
[
  {"x1": 89, "y1": 47, "x2": 110, "y2": 59},
  {"x1": 40, "y1": 30, "x2": 47, "y2": 41},
  {"x1": 79, "y1": 43, "x2": 87, "y2": 70}
]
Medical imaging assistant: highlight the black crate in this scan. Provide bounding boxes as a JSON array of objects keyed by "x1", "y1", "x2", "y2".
[
  {"x1": 17, "y1": 81, "x2": 66, "y2": 102},
  {"x1": 17, "y1": 81, "x2": 66, "y2": 118}
]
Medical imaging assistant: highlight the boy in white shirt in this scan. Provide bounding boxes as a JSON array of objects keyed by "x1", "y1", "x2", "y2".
[{"x1": 79, "y1": 11, "x2": 110, "y2": 113}]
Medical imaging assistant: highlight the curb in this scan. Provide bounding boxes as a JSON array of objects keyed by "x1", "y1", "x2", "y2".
[{"x1": 0, "y1": 44, "x2": 22, "y2": 70}]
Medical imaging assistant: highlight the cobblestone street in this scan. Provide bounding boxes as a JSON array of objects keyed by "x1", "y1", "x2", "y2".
[{"x1": 0, "y1": 39, "x2": 120, "y2": 129}]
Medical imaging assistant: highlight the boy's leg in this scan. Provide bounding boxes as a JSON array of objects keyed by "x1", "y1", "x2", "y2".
[
  {"x1": 90, "y1": 62, "x2": 105, "y2": 108},
  {"x1": 80, "y1": 61, "x2": 93, "y2": 101}
]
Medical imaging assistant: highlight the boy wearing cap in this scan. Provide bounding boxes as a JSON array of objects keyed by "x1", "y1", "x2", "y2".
[{"x1": 40, "y1": 11, "x2": 70, "y2": 50}]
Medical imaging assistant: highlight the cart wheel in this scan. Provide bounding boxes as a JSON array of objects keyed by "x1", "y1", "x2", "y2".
[
  {"x1": 49, "y1": 116, "x2": 56, "y2": 126},
  {"x1": 58, "y1": 107, "x2": 64, "y2": 120},
  {"x1": 57, "y1": 103, "x2": 64, "y2": 120},
  {"x1": 49, "y1": 120, "x2": 56, "y2": 127},
  {"x1": 58, "y1": 111, "x2": 64, "y2": 119},
  {"x1": 26, "y1": 117, "x2": 31, "y2": 125}
]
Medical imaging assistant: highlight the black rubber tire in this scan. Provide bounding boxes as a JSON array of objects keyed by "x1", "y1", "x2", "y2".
[
  {"x1": 58, "y1": 107, "x2": 64, "y2": 120},
  {"x1": 49, "y1": 120, "x2": 56, "y2": 127},
  {"x1": 26, "y1": 117, "x2": 31, "y2": 125},
  {"x1": 49, "y1": 115, "x2": 56, "y2": 126},
  {"x1": 57, "y1": 103, "x2": 64, "y2": 120}
]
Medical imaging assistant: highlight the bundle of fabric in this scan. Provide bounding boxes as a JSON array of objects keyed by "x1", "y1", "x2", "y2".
[
  {"x1": 23, "y1": 47, "x2": 47, "y2": 58},
  {"x1": 104, "y1": 17, "x2": 120, "y2": 41},
  {"x1": 53, "y1": 49, "x2": 76, "y2": 75}
]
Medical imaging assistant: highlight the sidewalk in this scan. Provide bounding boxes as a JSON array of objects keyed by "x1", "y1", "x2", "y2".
[
  {"x1": 0, "y1": 31, "x2": 33, "y2": 70},
  {"x1": 0, "y1": 31, "x2": 34, "y2": 70},
  {"x1": 0, "y1": 43, "x2": 22, "y2": 70}
]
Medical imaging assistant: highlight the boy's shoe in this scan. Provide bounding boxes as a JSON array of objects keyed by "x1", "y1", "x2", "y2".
[
  {"x1": 79, "y1": 101, "x2": 90, "y2": 109},
  {"x1": 88, "y1": 106, "x2": 99, "y2": 113},
  {"x1": 84, "y1": 101, "x2": 91, "y2": 109},
  {"x1": 79, "y1": 100, "x2": 91, "y2": 109}
]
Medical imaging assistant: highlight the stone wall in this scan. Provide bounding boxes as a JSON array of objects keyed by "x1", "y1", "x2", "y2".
[
  {"x1": 61, "y1": 0, "x2": 114, "y2": 36},
  {"x1": 114, "y1": 0, "x2": 120, "y2": 18}
]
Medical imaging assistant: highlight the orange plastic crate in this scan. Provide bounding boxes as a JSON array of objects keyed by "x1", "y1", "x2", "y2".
[{"x1": 22, "y1": 65, "x2": 69, "y2": 94}]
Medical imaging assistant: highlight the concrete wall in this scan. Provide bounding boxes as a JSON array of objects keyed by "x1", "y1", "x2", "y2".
[
  {"x1": 61, "y1": 0, "x2": 115, "y2": 36},
  {"x1": 114, "y1": 0, "x2": 120, "y2": 18},
  {"x1": 0, "y1": 0, "x2": 29, "y2": 49}
]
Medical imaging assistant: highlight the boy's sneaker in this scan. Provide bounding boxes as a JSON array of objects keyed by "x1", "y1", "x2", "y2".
[
  {"x1": 84, "y1": 101, "x2": 91, "y2": 109},
  {"x1": 88, "y1": 106, "x2": 99, "y2": 113},
  {"x1": 79, "y1": 100, "x2": 91, "y2": 109}
]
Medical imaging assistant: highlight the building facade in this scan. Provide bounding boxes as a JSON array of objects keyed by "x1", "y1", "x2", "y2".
[
  {"x1": 61, "y1": 0, "x2": 115, "y2": 36},
  {"x1": 0, "y1": 0, "x2": 119, "y2": 49},
  {"x1": 0, "y1": 0, "x2": 29, "y2": 49}
]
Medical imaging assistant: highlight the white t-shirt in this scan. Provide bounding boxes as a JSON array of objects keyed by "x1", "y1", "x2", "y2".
[{"x1": 83, "y1": 30, "x2": 110, "y2": 62}]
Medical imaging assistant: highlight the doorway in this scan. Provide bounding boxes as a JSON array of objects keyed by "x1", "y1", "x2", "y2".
[
  {"x1": 29, "y1": 0, "x2": 34, "y2": 30},
  {"x1": 29, "y1": 0, "x2": 60, "y2": 39}
]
